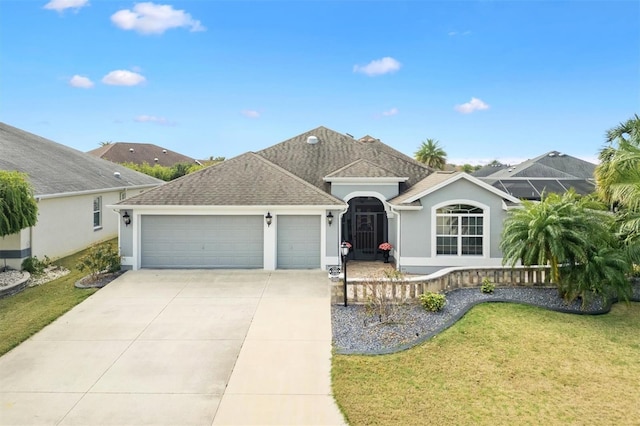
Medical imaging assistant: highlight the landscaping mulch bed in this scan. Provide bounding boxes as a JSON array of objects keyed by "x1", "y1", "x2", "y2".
[
  {"x1": 332, "y1": 281, "x2": 640, "y2": 355},
  {"x1": 74, "y1": 271, "x2": 125, "y2": 288}
]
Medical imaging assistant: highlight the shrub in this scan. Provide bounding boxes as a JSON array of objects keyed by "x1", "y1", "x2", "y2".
[
  {"x1": 419, "y1": 292, "x2": 446, "y2": 312},
  {"x1": 21, "y1": 255, "x2": 51, "y2": 276},
  {"x1": 364, "y1": 269, "x2": 407, "y2": 324},
  {"x1": 481, "y1": 277, "x2": 495, "y2": 294},
  {"x1": 76, "y1": 242, "x2": 121, "y2": 281}
]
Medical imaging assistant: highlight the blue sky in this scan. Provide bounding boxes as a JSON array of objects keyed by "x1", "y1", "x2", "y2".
[{"x1": 1, "y1": 0, "x2": 638, "y2": 165}]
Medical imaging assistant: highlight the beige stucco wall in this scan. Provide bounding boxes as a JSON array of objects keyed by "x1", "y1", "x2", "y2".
[{"x1": 0, "y1": 187, "x2": 150, "y2": 270}]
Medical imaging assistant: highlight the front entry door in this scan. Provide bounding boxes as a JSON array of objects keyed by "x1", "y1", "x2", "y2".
[{"x1": 354, "y1": 212, "x2": 377, "y2": 260}]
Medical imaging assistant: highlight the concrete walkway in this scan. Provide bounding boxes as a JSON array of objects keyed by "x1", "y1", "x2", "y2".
[{"x1": 0, "y1": 270, "x2": 346, "y2": 426}]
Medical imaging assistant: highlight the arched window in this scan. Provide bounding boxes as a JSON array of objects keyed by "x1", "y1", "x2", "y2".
[{"x1": 436, "y1": 204, "x2": 483, "y2": 256}]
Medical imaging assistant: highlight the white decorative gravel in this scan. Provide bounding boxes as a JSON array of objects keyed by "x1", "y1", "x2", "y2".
[
  {"x1": 0, "y1": 267, "x2": 69, "y2": 288},
  {"x1": 0, "y1": 270, "x2": 26, "y2": 288}
]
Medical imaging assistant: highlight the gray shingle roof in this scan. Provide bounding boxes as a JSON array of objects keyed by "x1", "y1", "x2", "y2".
[
  {"x1": 389, "y1": 171, "x2": 459, "y2": 204},
  {"x1": 88, "y1": 142, "x2": 199, "y2": 167},
  {"x1": 257, "y1": 126, "x2": 431, "y2": 192},
  {"x1": 480, "y1": 151, "x2": 596, "y2": 179},
  {"x1": 325, "y1": 159, "x2": 403, "y2": 179},
  {"x1": 121, "y1": 152, "x2": 344, "y2": 206},
  {"x1": 0, "y1": 122, "x2": 163, "y2": 196},
  {"x1": 476, "y1": 151, "x2": 597, "y2": 199},
  {"x1": 471, "y1": 164, "x2": 509, "y2": 177}
]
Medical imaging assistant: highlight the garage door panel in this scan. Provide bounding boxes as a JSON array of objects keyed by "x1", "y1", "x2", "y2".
[
  {"x1": 277, "y1": 215, "x2": 320, "y2": 269},
  {"x1": 141, "y1": 215, "x2": 263, "y2": 268}
]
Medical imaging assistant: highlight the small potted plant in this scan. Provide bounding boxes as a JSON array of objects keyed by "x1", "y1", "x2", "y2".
[{"x1": 378, "y1": 242, "x2": 393, "y2": 263}]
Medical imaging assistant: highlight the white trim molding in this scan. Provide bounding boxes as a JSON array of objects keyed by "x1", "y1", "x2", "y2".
[
  {"x1": 404, "y1": 173, "x2": 521, "y2": 205},
  {"x1": 430, "y1": 199, "x2": 490, "y2": 260},
  {"x1": 342, "y1": 191, "x2": 395, "y2": 215},
  {"x1": 400, "y1": 256, "x2": 504, "y2": 268}
]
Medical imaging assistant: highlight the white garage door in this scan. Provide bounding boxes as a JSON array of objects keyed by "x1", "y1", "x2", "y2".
[
  {"x1": 141, "y1": 215, "x2": 263, "y2": 268},
  {"x1": 277, "y1": 215, "x2": 320, "y2": 269}
]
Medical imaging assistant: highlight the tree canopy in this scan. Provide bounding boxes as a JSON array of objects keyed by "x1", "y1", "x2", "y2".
[
  {"x1": 414, "y1": 139, "x2": 447, "y2": 170},
  {"x1": 595, "y1": 114, "x2": 640, "y2": 262},
  {"x1": 0, "y1": 171, "x2": 38, "y2": 238},
  {"x1": 501, "y1": 190, "x2": 631, "y2": 306}
]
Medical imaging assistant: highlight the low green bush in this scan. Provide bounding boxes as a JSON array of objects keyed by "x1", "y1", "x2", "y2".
[
  {"x1": 481, "y1": 277, "x2": 495, "y2": 294},
  {"x1": 76, "y1": 242, "x2": 121, "y2": 281},
  {"x1": 21, "y1": 255, "x2": 51, "y2": 276},
  {"x1": 419, "y1": 292, "x2": 446, "y2": 312}
]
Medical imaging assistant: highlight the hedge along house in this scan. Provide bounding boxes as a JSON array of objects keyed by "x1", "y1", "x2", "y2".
[
  {"x1": 114, "y1": 127, "x2": 520, "y2": 274},
  {"x1": 0, "y1": 123, "x2": 163, "y2": 270}
]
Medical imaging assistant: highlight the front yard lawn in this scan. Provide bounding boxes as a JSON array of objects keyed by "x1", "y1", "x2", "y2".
[
  {"x1": 0, "y1": 243, "x2": 114, "y2": 356},
  {"x1": 332, "y1": 302, "x2": 640, "y2": 425}
]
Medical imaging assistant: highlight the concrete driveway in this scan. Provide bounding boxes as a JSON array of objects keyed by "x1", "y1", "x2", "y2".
[{"x1": 0, "y1": 270, "x2": 345, "y2": 426}]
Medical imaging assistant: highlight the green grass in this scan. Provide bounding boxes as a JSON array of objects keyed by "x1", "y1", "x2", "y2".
[
  {"x1": 332, "y1": 302, "x2": 640, "y2": 426},
  {"x1": 0, "y1": 242, "x2": 118, "y2": 356}
]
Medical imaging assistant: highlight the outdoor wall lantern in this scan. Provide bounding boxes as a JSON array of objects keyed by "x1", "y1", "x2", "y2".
[
  {"x1": 265, "y1": 212, "x2": 273, "y2": 227},
  {"x1": 122, "y1": 211, "x2": 131, "y2": 227},
  {"x1": 327, "y1": 211, "x2": 334, "y2": 226}
]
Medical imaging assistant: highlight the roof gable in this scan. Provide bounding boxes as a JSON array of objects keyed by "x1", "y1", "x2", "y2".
[
  {"x1": 256, "y1": 126, "x2": 431, "y2": 191},
  {"x1": 0, "y1": 122, "x2": 163, "y2": 196},
  {"x1": 121, "y1": 152, "x2": 345, "y2": 206},
  {"x1": 390, "y1": 171, "x2": 520, "y2": 205},
  {"x1": 325, "y1": 159, "x2": 402, "y2": 179}
]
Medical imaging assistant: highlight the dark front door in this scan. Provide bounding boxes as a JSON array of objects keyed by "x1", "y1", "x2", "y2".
[
  {"x1": 354, "y1": 212, "x2": 377, "y2": 260},
  {"x1": 342, "y1": 197, "x2": 387, "y2": 260}
]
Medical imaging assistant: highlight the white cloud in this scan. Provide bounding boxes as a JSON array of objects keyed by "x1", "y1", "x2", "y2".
[
  {"x1": 44, "y1": 0, "x2": 88, "y2": 12},
  {"x1": 454, "y1": 97, "x2": 490, "y2": 114},
  {"x1": 134, "y1": 115, "x2": 175, "y2": 126},
  {"x1": 353, "y1": 57, "x2": 401, "y2": 76},
  {"x1": 382, "y1": 107, "x2": 399, "y2": 117},
  {"x1": 241, "y1": 110, "x2": 260, "y2": 118},
  {"x1": 69, "y1": 75, "x2": 94, "y2": 88},
  {"x1": 111, "y1": 2, "x2": 205, "y2": 35},
  {"x1": 448, "y1": 30, "x2": 471, "y2": 36},
  {"x1": 102, "y1": 70, "x2": 146, "y2": 86}
]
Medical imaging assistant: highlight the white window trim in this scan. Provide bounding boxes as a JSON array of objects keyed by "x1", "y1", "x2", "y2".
[
  {"x1": 430, "y1": 199, "x2": 489, "y2": 259},
  {"x1": 93, "y1": 196, "x2": 102, "y2": 230}
]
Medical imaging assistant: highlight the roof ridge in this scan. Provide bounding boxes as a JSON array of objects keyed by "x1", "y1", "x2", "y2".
[
  {"x1": 326, "y1": 158, "x2": 400, "y2": 178},
  {"x1": 361, "y1": 139, "x2": 433, "y2": 172},
  {"x1": 251, "y1": 152, "x2": 345, "y2": 204}
]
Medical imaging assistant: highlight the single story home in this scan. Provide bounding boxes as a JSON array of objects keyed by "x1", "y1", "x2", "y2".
[
  {"x1": 88, "y1": 142, "x2": 202, "y2": 168},
  {"x1": 0, "y1": 123, "x2": 163, "y2": 269},
  {"x1": 114, "y1": 127, "x2": 520, "y2": 274},
  {"x1": 473, "y1": 151, "x2": 596, "y2": 200}
]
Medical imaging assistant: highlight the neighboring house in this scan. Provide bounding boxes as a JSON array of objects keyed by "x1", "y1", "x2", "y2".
[
  {"x1": 473, "y1": 151, "x2": 596, "y2": 200},
  {"x1": 0, "y1": 123, "x2": 163, "y2": 270},
  {"x1": 115, "y1": 126, "x2": 520, "y2": 274},
  {"x1": 88, "y1": 142, "x2": 201, "y2": 167}
]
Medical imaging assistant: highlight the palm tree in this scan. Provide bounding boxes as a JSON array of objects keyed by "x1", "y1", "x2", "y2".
[
  {"x1": 501, "y1": 190, "x2": 631, "y2": 304},
  {"x1": 562, "y1": 246, "x2": 632, "y2": 307},
  {"x1": 596, "y1": 115, "x2": 640, "y2": 209},
  {"x1": 596, "y1": 115, "x2": 640, "y2": 262},
  {"x1": 500, "y1": 191, "x2": 592, "y2": 285},
  {"x1": 414, "y1": 139, "x2": 447, "y2": 170}
]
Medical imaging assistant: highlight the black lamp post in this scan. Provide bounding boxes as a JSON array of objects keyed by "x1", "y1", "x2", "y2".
[{"x1": 340, "y1": 242, "x2": 350, "y2": 307}]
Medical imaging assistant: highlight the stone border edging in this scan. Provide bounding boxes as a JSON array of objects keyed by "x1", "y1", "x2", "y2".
[
  {"x1": 335, "y1": 286, "x2": 640, "y2": 356},
  {"x1": 0, "y1": 272, "x2": 31, "y2": 299}
]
